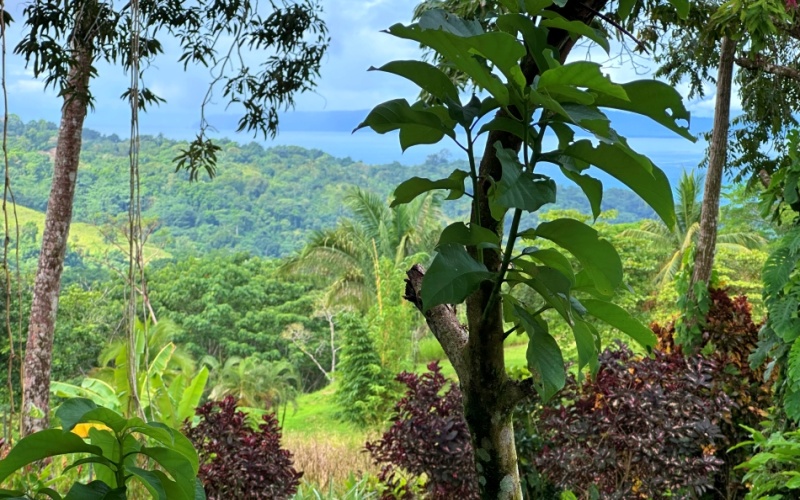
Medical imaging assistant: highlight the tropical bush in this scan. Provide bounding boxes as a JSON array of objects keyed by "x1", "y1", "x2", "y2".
[
  {"x1": 366, "y1": 363, "x2": 478, "y2": 499},
  {"x1": 653, "y1": 288, "x2": 773, "y2": 496},
  {"x1": 184, "y1": 396, "x2": 302, "y2": 499},
  {"x1": 530, "y1": 343, "x2": 732, "y2": 499},
  {"x1": 335, "y1": 314, "x2": 396, "y2": 425},
  {"x1": 0, "y1": 398, "x2": 201, "y2": 499},
  {"x1": 734, "y1": 423, "x2": 800, "y2": 499}
]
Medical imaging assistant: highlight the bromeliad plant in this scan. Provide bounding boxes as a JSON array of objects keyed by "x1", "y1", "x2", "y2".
[
  {"x1": 0, "y1": 398, "x2": 202, "y2": 500},
  {"x1": 355, "y1": 2, "x2": 694, "y2": 497}
]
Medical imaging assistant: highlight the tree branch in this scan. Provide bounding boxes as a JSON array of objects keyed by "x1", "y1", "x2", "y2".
[
  {"x1": 735, "y1": 54, "x2": 800, "y2": 81},
  {"x1": 404, "y1": 264, "x2": 469, "y2": 381}
]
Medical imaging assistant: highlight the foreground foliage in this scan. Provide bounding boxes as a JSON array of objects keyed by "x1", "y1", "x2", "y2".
[
  {"x1": 0, "y1": 398, "x2": 201, "y2": 499},
  {"x1": 532, "y1": 343, "x2": 731, "y2": 498},
  {"x1": 366, "y1": 363, "x2": 478, "y2": 499},
  {"x1": 184, "y1": 396, "x2": 302, "y2": 499},
  {"x1": 357, "y1": 1, "x2": 693, "y2": 493}
]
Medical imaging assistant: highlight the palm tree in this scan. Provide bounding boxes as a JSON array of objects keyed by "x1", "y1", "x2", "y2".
[
  {"x1": 282, "y1": 187, "x2": 443, "y2": 311},
  {"x1": 209, "y1": 357, "x2": 302, "y2": 412},
  {"x1": 622, "y1": 170, "x2": 765, "y2": 287}
]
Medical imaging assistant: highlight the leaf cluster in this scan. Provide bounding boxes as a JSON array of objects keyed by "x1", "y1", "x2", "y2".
[
  {"x1": 183, "y1": 396, "x2": 302, "y2": 500},
  {"x1": 735, "y1": 424, "x2": 800, "y2": 499},
  {"x1": 365, "y1": 363, "x2": 479, "y2": 499},
  {"x1": 14, "y1": 0, "x2": 328, "y2": 180},
  {"x1": 357, "y1": 3, "x2": 694, "y2": 401},
  {"x1": 531, "y1": 342, "x2": 732, "y2": 499},
  {"x1": 334, "y1": 314, "x2": 397, "y2": 426},
  {"x1": 0, "y1": 398, "x2": 202, "y2": 500}
]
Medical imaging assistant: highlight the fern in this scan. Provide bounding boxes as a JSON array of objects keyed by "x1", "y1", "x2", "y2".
[
  {"x1": 763, "y1": 245, "x2": 798, "y2": 298},
  {"x1": 788, "y1": 339, "x2": 800, "y2": 392},
  {"x1": 770, "y1": 294, "x2": 800, "y2": 342}
]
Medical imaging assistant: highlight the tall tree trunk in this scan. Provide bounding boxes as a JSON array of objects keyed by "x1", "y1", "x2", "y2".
[
  {"x1": 22, "y1": 40, "x2": 93, "y2": 436},
  {"x1": 405, "y1": 3, "x2": 608, "y2": 497},
  {"x1": 691, "y1": 37, "x2": 736, "y2": 291}
]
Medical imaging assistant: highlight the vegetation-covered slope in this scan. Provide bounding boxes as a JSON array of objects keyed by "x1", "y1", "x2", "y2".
[{"x1": 2, "y1": 115, "x2": 656, "y2": 258}]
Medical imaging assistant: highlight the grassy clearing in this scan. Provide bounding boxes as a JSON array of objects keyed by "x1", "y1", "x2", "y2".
[{"x1": 9, "y1": 204, "x2": 170, "y2": 260}]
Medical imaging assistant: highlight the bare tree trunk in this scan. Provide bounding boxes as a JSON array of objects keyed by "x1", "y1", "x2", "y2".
[
  {"x1": 21, "y1": 40, "x2": 93, "y2": 436},
  {"x1": 691, "y1": 37, "x2": 736, "y2": 290}
]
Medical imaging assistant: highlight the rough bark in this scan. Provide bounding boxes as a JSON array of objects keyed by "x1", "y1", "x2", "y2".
[
  {"x1": 691, "y1": 37, "x2": 736, "y2": 293},
  {"x1": 22, "y1": 41, "x2": 93, "y2": 436},
  {"x1": 404, "y1": 3, "x2": 609, "y2": 497}
]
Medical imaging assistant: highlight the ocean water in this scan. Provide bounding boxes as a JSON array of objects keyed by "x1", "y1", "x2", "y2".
[{"x1": 261, "y1": 129, "x2": 710, "y2": 190}]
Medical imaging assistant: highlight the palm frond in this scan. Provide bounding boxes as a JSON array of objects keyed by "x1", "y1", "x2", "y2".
[
  {"x1": 717, "y1": 231, "x2": 767, "y2": 250},
  {"x1": 345, "y1": 187, "x2": 391, "y2": 241}
]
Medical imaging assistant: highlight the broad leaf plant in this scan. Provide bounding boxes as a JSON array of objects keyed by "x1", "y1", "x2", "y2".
[
  {"x1": 356, "y1": 1, "x2": 695, "y2": 497},
  {"x1": 357, "y1": 4, "x2": 693, "y2": 399}
]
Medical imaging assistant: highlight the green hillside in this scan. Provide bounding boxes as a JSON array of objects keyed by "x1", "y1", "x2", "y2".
[
  {"x1": 7, "y1": 204, "x2": 170, "y2": 261},
  {"x1": 2, "y1": 115, "x2": 656, "y2": 259}
]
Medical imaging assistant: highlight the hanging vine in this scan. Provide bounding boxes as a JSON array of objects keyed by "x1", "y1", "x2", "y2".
[
  {"x1": 126, "y1": 0, "x2": 147, "y2": 420},
  {"x1": 1, "y1": 3, "x2": 23, "y2": 440}
]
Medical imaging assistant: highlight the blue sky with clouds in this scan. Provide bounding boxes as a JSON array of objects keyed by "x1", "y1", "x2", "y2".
[{"x1": 1, "y1": 0, "x2": 725, "y2": 174}]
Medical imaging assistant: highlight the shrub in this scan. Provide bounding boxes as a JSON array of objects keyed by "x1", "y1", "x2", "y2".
[
  {"x1": 653, "y1": 288, "x2": 772, "y2": 496},
  {"x1": 183, "y1": 396, "x2": 302, "y2": 499},
  {"x1": 336, "y1": 313, "x2": 396, "y2": 425},
  {"x1": 532, "y1": 343, "x2": 732, "y2": 499},
  {"x1": 735, "y1": 423, "x2": 800, "y2": 499},
  {"x1": 366, "y1": 362, "x2": 479, "y2": 499}
]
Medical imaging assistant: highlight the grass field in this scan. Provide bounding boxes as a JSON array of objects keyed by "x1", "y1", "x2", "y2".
[{"x1": 7, "y1": 204, "x2": 170, "y2": 261}]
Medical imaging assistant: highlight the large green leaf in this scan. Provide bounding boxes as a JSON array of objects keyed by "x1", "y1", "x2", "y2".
[
  {"x1": 490, "y1": 143, "x2": 556, "y2": 218},
  {"x1": 514, "y1": 304, "x2": 565, "y2": 400},
  {"x1": 562, "y1": 140, "x2": 676, "y2": 229},
  {"x1": 177, "y1": 366, "x2": 209, "y2": 424},
  {"x1": 63, "y1": 481, "x2": 125, "y2": 500},
  {"x1": 388, "y1": 14, "x2": 526, "y2": 104},
  {"x1": 561, "y1": 169, "x2": 602, "y2": 220},
  {"x1": 495, "y1": 13, "x2": 553, "y2": 74},
  {"x1": 593, "y1": 80, "x2": 694, "y2": 141},
  {"x1": 437, "y1": 222, "x2": 500, "y2": 250},
  {"x1": 128, "y1": 467, "x2": 168, "y2": 500},
  {"x1": 539, "y1": 15, "x2": 610, "y2": 53},
  {"x1": 512, "y1": 270, "x2": 572, "y2": 324},
  {"x1": 0, "y1": 430, "x2": 103, "y2": 484},
  {"x1": 138, "y1": 447, "x2": 196, "y2": 500},
  {"x1": 391, "y1": 169, "x2": 468, "y2": 206},
  {"x1": 518, "y1": 248, "x2": 575, "y2": 285},
  {"x1": 421, "y1": 243, "x2": 495, "y2": 311},
  {"x1": 417, "y1": 8, "x2": 483, "y2": 36},
  {"x1": 370, "y1": 60, "x2": 459, "y2": 103},
  {"x1": 538, "y1": 62, "x2": 628, "y2": 100},
  {"x1": 50, "y1": 380, "x2": 119, "y2": 412},
  {"x1": 582, "y1": 299, "x2": 656, "y2": 350},
  {"x1": 572, "y1": 320, "x2": 599, "y2": 374},
  {"x1": 354, "y1": 99, "x2": 455, "y2": 150},
  {"x1": 138, "y1": 421, "x2": 200, "y2": 475},
  {"x1": 57, "y1": 399, "x2": 128, "y2": 435},
  {"x1": 535, "y1": 218, "x2": 622, "y2": 296}
]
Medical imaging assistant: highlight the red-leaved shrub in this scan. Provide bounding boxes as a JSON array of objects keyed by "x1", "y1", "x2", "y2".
[
  {"x1": 366, "y1": 362, "x2": 479, "y2": 499},
  {"x1": 652, "y1": 288, "x2": 772, "y2": 496},
  {"x1": 533, "y1": 343, "x2": 732, "y2": 499},
  {"x1": 183, "y1": 396, "x2": 302, "y2": 499}
]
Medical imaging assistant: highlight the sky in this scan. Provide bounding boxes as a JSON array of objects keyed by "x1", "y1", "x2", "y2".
[{"x1": 0, "y1": 0, "x2": 727, "y2": 171}]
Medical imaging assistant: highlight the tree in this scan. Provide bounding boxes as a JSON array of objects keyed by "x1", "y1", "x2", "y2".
[
  {"x1": 622, "y1": 170, "x2": 765, "y2": 287},
  {"x1": 335, "y1": 313, "x2": 394, "y2": 426},
  {"x1": 208, "y1": 357, "x2": 301, "y2": 413},
  {"x1": 356, "y1": 3, "x2": 692, "y2": 497},
  {"x1": 634, "y1": 0, "x2": 800, "y2": 324},
  {"x1": 15, "y1": 0, "x2": 327, "y2": 435},
  {"x1": 282, "y1": 187, "x2": 442, "y2": 311}
]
